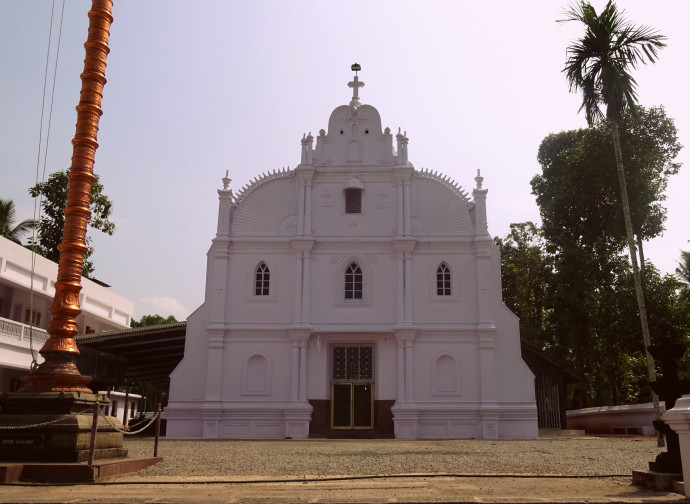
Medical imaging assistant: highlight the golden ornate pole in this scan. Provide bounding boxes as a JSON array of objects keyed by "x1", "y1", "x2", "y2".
[{"x1": 22, "y1": 0, "x2": 114, "y2": 393}]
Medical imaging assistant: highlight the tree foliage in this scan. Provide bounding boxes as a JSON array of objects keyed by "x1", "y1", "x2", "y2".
[
  {"x1": 28, "y1": 170, "x2": 115, "y2": 278},
  {"x1": 559, "y1": 0, "x2": 666, "y2": 124},
  {"x1": 494, "y1": 222, "x2": 553, "y2": 350},
  {"x1": 131, "y1": 314, "x2": 178, "y2": 328},
  {"x1": 498, "y1": 223, "x2": 690, "y2": 408},
  {"x1": 0, "y1": 199, "x2": 36, "y2": 245},
  {"x1": 505, "y1": 106, "x2": 683, "y2": 409},
  {"x1": 532, "y1": 106, "x2": 681, "y2": 251},
  {"x1": 558, "y1": 1, "x2": 669, "y2": 421},
  {"x1": 677, "y1": 250, "x2": 690, "y2": 301}
]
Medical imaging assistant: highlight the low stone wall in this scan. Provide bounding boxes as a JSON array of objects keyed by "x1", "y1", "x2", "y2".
[{"x1": 566, "y1": 402, "x2": 665, "y2": 435}]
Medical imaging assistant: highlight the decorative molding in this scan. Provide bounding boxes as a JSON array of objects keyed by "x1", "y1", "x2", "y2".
[
  {"x1": 414, "y1": 168, "x2": 472, "y2": 206},
  {"x1": 234, "y1": 167, "x2": 294, "y2": 203}
]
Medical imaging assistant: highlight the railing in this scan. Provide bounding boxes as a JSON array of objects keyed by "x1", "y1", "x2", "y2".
[{"x1": 0, "y1": 316, "x2": 49, "y2": 345}]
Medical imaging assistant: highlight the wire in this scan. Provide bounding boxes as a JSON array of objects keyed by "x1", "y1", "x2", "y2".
[
  {"x1": 28, "y1": 0, "x2": 66, "y2": 366},
  {"x1": 5, "y1": 472, "x2": 635, "y2": 487}
]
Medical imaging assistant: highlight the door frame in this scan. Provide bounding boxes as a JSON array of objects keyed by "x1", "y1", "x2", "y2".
[{"x1": 330, "y1": 381, "x2": 374, "y2": 429}]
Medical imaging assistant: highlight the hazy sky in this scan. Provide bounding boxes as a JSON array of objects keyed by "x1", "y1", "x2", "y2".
[{"x1": 1, "y1": 1, "x2": 688, "y2": 321}]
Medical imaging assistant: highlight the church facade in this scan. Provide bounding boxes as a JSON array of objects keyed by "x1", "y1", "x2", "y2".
[{"x1": 166, "y1": 70, "x2": 538, "y2": 439}]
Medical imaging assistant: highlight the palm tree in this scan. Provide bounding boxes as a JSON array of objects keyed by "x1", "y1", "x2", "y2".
[
  {"x1": 677, "y1": 250, "x2": 690, "y2": 300},
  {"x1": 0, "y1": 199, "x2": 36, "y2": 245},
  {"x1": 559, "y1": 0, "x2": 665, "y2": 425}
]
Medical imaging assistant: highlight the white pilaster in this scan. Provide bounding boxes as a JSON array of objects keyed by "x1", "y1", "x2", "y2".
[
  {"x1": 290, "y1": 239, "x2": 314, "y2": 326},
  {"x1": 204, "y1": 328, "x2": 224, "y2": 402},
  {"x1": 291, "y1": 341, "x2": 300, "y2": 402},
  {"x1": 293, "y1": 253, "x2": 303, "y2": 323},
  {"x1": 299, "y1": 340, "x2": 308, "y2": 401}
]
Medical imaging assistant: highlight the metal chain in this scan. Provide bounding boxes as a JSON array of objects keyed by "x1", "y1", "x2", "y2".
[
  {"x1": 0, "y1": 408, "x2": 93, "y2": 430},
  {"x1": 0, "y1": 408, "x2": 160, "y2": 435},
  {"x1": 99, "y1": 410, "x2": 160, "y2": 435}
]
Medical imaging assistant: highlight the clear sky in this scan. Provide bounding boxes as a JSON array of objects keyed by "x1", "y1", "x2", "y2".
[{"x1": 1, "y1": 1, "x2": 687, "y2": 321}]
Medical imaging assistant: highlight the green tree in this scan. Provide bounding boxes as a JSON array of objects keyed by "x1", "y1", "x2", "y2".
[
  {"x1": 530, "y1": 107, "x2": 680, "y2": 408},
  {"x1": 533, "y1": 106, "x2": 681, "y2": 254},
  {"x1": 559, "y1": 0, "x2": 666, "y2": 420},
  {"x1": 28, "y1": 170, "x2": 115, "y2": 278},
  {"x1": 131, "y1": 314, "x2": 178, "y2": 328},
  {"x1": 0, "y1": 199, "x2": 36, "y2": 245},
  {"x1": 677, "y1": 250, "x2": 690, "y2": 301},
  {"x1": 495, "y1": 222, "x2": 554, "y2": 350}
]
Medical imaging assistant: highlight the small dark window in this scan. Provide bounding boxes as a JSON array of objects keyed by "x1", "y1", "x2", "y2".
[
  {"x1": 345, "y1": 263, "x2": 363, "y2": 300},
  {"x1": 255, "y1": 262, "x2": 270, "y2": 296},
  {"x1": 437, "y1": 263, "x2": 451, "y2": 296},
  {"x1": 345, "y1": 188, "x2": 362, "y2": 214},
  {"x1": 24, "y1": 309, "x2": 41, "y2": 326}
]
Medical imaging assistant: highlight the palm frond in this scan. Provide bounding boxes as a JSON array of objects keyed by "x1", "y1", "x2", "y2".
[{"x1": 559, "y1": 0, "x2": 666, "y2": 124}]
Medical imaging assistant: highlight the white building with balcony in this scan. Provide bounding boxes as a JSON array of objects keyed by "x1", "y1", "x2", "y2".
[
  {"x1": 0, "y1": 235, "x2": 134, "y2": 392},
  {"x1": 166, "y1": 71, "x2": 538, "y2": 440}
]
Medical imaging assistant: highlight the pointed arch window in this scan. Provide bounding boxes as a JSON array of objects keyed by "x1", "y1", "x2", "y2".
[
  {"x1": 255, "y1": 262, "x2": 270, "y2": 296},
  {"x1": 345, "y1": 262, "x2": 363, "y2": 300},
  {"x1": 436, "y1": 263, "x2": 451, "y2": 296}
]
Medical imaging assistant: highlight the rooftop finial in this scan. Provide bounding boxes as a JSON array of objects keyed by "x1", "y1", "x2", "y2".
[
  {"x1": 474, "y1": 169, "x2": 484, "y2": 190},
  {"x1": 348, "y1": 63, "x2": 364, "y2": 110}
]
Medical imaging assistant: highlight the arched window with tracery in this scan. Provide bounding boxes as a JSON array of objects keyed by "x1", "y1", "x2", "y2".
[
  {"x1": 345, "y1": 262, "x2": 363, "y2": 300},
  {"x1": 436, "y1": 263, "x2": 451, "y2": 296},
  {"x1": 255, "y1": 262, "x2": 270, "y2": 296}
]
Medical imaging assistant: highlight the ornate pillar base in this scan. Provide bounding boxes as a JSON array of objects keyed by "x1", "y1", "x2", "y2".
[{"x1": 0, "y1": 392, "x2": 126, "y2": 463}]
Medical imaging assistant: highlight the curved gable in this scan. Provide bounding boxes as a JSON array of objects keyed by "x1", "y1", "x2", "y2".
[
  {"x1": 410, "y1": 173, "x2": 473, "y2": 237},
  {"x1": 232, "y1": 175, "x2": 299, "y2": 236},
  {"x1": 312, "y1": 104, "x2": 396, "y2": 167}
]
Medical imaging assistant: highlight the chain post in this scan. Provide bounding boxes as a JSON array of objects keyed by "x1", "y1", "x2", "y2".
[
  {"x1": 153, "y1": 402, "x2": 162, "y2": 457},
  {"x1": 88, "y1": 395, "x2": 100, "y2": 467}
]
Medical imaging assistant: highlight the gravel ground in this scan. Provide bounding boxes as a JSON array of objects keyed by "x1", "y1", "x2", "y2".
[{"x1": 123, "y1": 435, "x2": 662, "y2": 478}]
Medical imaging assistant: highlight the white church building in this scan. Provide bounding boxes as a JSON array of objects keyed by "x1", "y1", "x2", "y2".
[{"x1": 166, "y1": 68, "x2": 538, "y2": 439}]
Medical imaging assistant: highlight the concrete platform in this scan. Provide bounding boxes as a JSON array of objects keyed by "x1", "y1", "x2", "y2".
[
  {"x1": 632, "y1": 469, "x2": 683, "y2": 491},
  {"x1": 0, "y1": 456, "x2": 161, "y2": 483}
]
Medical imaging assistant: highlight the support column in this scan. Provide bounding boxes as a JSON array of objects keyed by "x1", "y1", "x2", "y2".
[
  {"x1": 391, "y1": 327, "x2": 418, "y2": 439},
  {"x1": 204, "y1": 329, "x2": 224, "y2": 402},
  {"x1": 297, "y1": 184, "x2": 305, "y2": 236},
  {"x1": 291, "y1": 341, "x2": 300, "y2": 402},
  {"x1": 403, "y1": 179, "x2": 412, "y2": 236},
  {"x1": 299, "y1": 341, "x2": 308, "y2": 401},
  {"x1": 397, "y1": 179, "x2": 404, "y2": 236},
  {"x1": 203, "y1": 173, "x2": 234, "y2": 410},
  {"x1": 404, "y1": 341, "x2": 412, "y2": 402},
  {"x1": 304, "y1": 178, "x2": 313, "y2": 236},
  {"x1": 394, "y1": 238, "x2": 416, "y2": 326},
  {"x1": 291, "y1": 239, "x2": 314, "y2": 326},
  {"x1": 404, "y1": 251, "x2": 413, "y2": 324},
  {"x1": 396, "y1": 252, "x2": 404, "y2": 324},
  {"x1": 286, "y1": 328, "x2": 313, "y2": 439},
  {"x1": 478, "y1": 328, "x2": 499, "y2": 439},
  {"x1": 295, "y1": 166, "x2": 315, "y2": 238},
  {"x1": 393, "y1": 327, "x2": 417, "y2": 403},
  {"x1": 302, "y1": 252, "x2": 311, "y2": 322},
  {"x1": 396, "y1": 339, "x2": 405, "y2": 402},
  {"x1": 293, "y1": 253, "x2": 304, "y2": 323}
]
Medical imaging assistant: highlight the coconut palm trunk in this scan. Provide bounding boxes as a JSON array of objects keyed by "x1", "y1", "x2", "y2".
[
  {"x1": 610, "y1": 119, "x2": 662, "y2": 444},
  {"x1": 560, "y1": 0, "x2": 667, "y2": 446}
]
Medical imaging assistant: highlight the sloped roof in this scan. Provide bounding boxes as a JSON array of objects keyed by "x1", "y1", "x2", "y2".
[{"x1": 75, "y1": 322, "x2": 186, "y2": 385}]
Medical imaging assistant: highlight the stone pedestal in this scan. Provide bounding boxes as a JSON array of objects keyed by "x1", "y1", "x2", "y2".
[
  {"x1": 662, "y1": 394, "x2": 690, "y2": 498},
  {"x1": 0, "y1": 392, "x2": 127, "y2": 463}
]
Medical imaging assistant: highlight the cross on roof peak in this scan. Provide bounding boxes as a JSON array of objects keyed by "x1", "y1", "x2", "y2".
[{"x1": 348, "y1": 63, "x2": 364, "y2": 109}]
